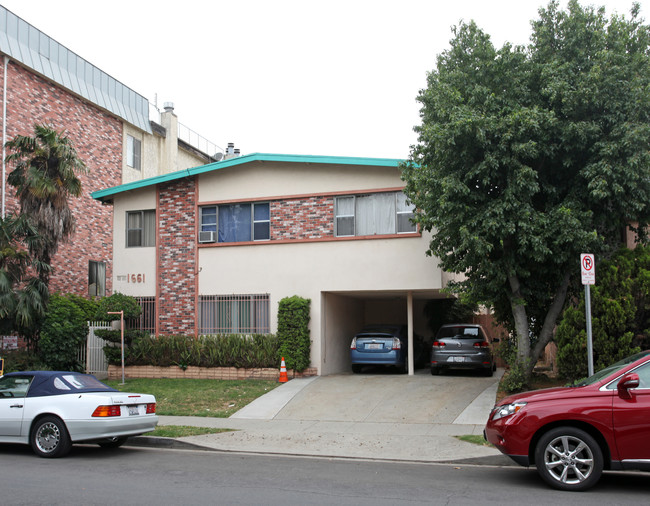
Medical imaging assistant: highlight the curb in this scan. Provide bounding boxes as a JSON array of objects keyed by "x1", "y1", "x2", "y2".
[{"x1": 126, "y1": 436, "x2": 517, "y2": 466}]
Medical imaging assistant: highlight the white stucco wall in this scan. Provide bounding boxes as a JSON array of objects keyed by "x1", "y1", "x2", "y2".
[
  {"x1": 112, "y1": 187, "x2": 157, "y2": 297},
  {"x1": 198, "y1": 161, "x2": 403, "y2": 202},
  {"x1": 198, "y1": 234, "x2": 442, "y2": 371}
]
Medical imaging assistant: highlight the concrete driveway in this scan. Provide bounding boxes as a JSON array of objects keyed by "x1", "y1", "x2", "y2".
[
  {"x1": 236, "y1": 367, "x2": 503, "y2": 426},
  {"x1": 157, "y1": 368, "x2": 507, "y2": 462}
]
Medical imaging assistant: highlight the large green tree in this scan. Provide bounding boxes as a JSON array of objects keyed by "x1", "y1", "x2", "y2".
[
  {"x1": 6, "y1": 124, "x2": 87, "y2": 287},
  {"x1": 401, "y1": 1, "x2": 650, "y2": 382}
]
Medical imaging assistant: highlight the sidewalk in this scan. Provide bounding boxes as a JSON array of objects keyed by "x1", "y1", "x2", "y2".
[{"x1": 132, "y1": 372, "x2": 513, "y2": 465}]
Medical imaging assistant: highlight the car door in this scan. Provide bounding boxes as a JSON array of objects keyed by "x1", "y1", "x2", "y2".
[
  {"x1": 612, "y1": 362, "x2": 650, "y2": 462},
  {"x1": 0, "y1": 375, "x2": 32, "y2": 437}
]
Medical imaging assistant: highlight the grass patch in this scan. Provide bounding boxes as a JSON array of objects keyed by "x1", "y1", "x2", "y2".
[
  {"x1": 149, "y1": 425, "x2": 234, "y2": 438},
  {"x1": 106, "y1": 378, "x2": 279, "y2": 417},
  {"x1": 455, "y1": 435, "x2": 492, "y2": 447}
]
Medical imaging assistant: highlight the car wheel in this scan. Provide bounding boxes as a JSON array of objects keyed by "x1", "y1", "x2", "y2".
[
  {"x1": 30, "y1": 416, "x2": 72, "y2": 458},
  {"x1": 534, "y1": 427, "x2": 603, "y2": 491},
  {"x1": 431, "y1": 367, "x2": 440, "y2": 375},
  {"x1": 98, "y1": 436, "x2": 129, "y2": 449},
  {"x1": 351, "y1": 364, "x2": 362, "y2": 374},
  {"x1": 483, "y1": 366, "x2": 494, "y2": 377}
]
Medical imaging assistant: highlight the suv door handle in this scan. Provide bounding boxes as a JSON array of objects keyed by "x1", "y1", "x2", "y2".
[{"x1": 10, "y1": 404, "x2": 23, "y2": 408}]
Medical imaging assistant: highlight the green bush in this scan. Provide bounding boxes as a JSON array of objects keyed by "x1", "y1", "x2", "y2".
[
  {"x1": 39, "y1": 293, "x2": 88, "y2": 371},
  {"x1": 61, "y1": 293, "x2": 100, "y2": 321},
  {"x1": 1, "y1": 349, "x2": 49, "y2": 373},
  {"x1": 98, "y1": 333, "x2": 280, "y2": 369},
  {"x1": 556, "y1": 247, "x2": 647, "y2": 382},
  {"x1": 277, "y1": 296, "x2": 311, "y2": 372},
  {"x1": 94, "y1": 292, "x2": 141, "y2": 321}
]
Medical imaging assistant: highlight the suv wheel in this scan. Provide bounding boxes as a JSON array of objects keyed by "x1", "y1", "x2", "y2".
[{"x1": 534, "y1": 426, "x2": 603, "y2": 491}]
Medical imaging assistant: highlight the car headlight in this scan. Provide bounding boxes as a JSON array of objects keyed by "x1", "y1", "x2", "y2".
[{"x1": 491, "y1": 401, "x2": 527, "y2": 421}]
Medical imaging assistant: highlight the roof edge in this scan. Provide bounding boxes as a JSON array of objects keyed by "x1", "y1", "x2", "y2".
[{"x1": 91, "y1": 153, "x2": 404, "y2": 202}]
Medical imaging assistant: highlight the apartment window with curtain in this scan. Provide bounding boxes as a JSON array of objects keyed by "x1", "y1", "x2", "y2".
[
  {"x1": 127, "y1": 134, "x2": 141, "y2": 170},
  {"x1": 334, "y1": 191, "x2": 416, "y2": 236},
  {"x1": 126, "y1": 210, "x2": 156, "y2": 247},
  {"x1": 88, "y1": 260, "x2": 106, "y2": 297},
  {"x1": 198, "y1": 294, "x2": 270, "y2": 334},
  {"x1": 199, "y1": 203, "x2": 270, "y2": 243}
]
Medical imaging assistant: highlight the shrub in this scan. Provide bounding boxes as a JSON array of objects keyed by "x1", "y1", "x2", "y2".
[
  {"x1": 61, "y1": 293, "x2": 100, "y2": 321},
  {"x1": 39, "y1": 293, "x2": 88, "y2": 371},
  {"x1": 277, "y1": 296, "x2": 311, "y2": 372},
  {"x1": 94, "y1": 292, "x2": 141, "y2": 321},
  {"x1": 2, "y1": 349, "x2": 49, "y2": 373},
  {"x1": 98, "y1": 333, "x2": 280, "y2": 369},
  {"x1": 556, "y1": 247, "x2": 646, "y2": 382}
]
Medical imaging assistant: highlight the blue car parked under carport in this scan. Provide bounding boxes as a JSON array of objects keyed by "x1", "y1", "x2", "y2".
[{"x1": 350, "y1": 324, "x2": 425, "y2": 373}]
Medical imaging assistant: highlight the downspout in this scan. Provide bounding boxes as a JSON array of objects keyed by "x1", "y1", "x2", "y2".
[{"x1": 2, "y1": 55, "x2": 8, "y2": 219}]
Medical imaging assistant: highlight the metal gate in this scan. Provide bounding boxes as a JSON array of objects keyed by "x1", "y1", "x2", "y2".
[{"x1": 79, "y1": 322, "x2": 111, "y2": 379}]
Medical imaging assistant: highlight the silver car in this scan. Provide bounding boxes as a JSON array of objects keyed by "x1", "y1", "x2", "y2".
[{"x1": 430, "y1": 324, "x2": 496, "y2": 376}]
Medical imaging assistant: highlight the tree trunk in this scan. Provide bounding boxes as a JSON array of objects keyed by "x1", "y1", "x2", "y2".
[
  {"x1": 508, "y1": 275, "x2": 530, "y2": 365},
  {"x1": 510, "y1": 271, "x2": 571, "y2": 382},
  {"x1": 527, "y1": 271, "x2": 572, "y2": 377}
]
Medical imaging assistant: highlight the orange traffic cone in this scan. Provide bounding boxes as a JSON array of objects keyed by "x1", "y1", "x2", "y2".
[{"x1": 279, "y1": 357, "x2": 289, "y2": 383}]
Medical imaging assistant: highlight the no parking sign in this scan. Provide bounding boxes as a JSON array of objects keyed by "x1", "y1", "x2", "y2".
[{"x1": 581, "y1": 254, "x2": 595, "y2": 285}]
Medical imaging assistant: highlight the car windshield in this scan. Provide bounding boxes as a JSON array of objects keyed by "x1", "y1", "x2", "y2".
[{"x1": 570, "y1": 351, "x2": 650, "y2": 387}]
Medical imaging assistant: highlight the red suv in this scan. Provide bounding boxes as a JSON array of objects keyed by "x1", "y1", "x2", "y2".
[{"x1": 485, "y1": 350, "x2": 650, "y2": 491}]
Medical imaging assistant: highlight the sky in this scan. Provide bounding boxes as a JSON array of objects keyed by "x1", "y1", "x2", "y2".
[{"x1": 1, "y1": 0, "x2": 646, "y2": 159}]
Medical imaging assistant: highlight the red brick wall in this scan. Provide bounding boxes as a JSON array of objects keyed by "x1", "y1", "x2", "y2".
[
  {"x1": 271, "y1": 196, "x2": 334, "y2": 240},
  {"x1": 157, "y1": 178, "x2": 197, "y2": 334},
  {"x1": 1, "y1": 61, "x2": 121, "y2": 296}
]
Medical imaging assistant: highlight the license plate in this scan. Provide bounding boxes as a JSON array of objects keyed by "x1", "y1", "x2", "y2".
[
  {"x1": 447, "y1": 356, "x2": 465, "y2": 362},
  {"x1": 128, "y1": 405, "x2": 140, "y2": 416},
  {"x1": 366, "y1": 343, "x2": 382, "y2": 350}
]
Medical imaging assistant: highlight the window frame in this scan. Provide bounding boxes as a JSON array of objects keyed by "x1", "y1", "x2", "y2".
[
  {"x1": 126, "y1": 210, "x2": 156, "y2": 248},
  {"x1": 334, "y1": 191, "x2": 416, "y2": 237},
  {"x1": 88, "y1": 260, "x2": 106, "y2": 297},
  {"x1": 199, "y1": 202, "x2": 270, "y2": 243},
  {"x1": 198, "y1": 294, "x2": 271, "y2": 334},
  {"x1": 127, "y1": 134, "x2": 141, "y2": 170}
]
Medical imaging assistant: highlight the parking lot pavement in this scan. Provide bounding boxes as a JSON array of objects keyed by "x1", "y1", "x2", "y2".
[{"x1": 144, "y1": 369, "x2": 511, "y2": 464}]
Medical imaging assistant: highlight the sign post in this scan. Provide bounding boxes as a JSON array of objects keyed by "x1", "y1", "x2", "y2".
[{"x1": 581, "y1": 254, "x2": 595, "y2": 377}]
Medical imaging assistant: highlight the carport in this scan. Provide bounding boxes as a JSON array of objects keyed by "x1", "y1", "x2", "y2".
[{"x1": 320, "y1": 290, "x2": 447, "y2": 376}]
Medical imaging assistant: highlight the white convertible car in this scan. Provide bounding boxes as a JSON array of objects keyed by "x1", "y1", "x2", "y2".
[{"x1": 0, "y1": 371, "x2": 158, "y2": 457}]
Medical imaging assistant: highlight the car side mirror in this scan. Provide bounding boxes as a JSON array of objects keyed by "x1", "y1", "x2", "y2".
[{"x1": 618, "y1": 373, "x2": 640, "y2": 399}]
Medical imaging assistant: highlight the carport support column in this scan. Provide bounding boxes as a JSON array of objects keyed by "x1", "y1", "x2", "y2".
[{"x1": 407, "y1": 291, "x2": 414, "y2": 375}]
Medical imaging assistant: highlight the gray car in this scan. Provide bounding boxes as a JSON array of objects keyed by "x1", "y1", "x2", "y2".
[{"x1": 430, "y1": 324, "x2": 496, "y2": 376}]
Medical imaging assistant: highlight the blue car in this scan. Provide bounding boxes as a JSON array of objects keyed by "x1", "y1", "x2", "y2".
[{"x1": 350, "y1": 324, "x2": 424, "y2": 373}]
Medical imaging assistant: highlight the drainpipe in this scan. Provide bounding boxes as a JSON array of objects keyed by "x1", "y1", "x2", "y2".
[
  {"x1": 2, "y1": 55, "x2": 8, "y2": 219},
  {"x1": 407, "y1": 291, "x2": 414, "y2": 376}
]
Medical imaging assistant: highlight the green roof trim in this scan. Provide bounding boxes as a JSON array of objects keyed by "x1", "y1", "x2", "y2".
[{"x1": 91, "y1": 153, "x2": 403, "y2": 202}]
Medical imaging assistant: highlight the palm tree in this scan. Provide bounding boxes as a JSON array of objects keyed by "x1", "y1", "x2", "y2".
[
  {"x1": 5, "y1": 124, "x2": 87, "y2": 287},
  {"x1": 0, "y1": 213, "x2": 49, "y2": 337}
]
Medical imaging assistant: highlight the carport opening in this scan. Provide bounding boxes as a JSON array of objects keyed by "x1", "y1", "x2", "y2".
[{"x1": 322, "y1": 292, "x2": 462, "y2": 376}]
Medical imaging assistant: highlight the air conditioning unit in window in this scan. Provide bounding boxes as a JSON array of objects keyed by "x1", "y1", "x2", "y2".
[{"x1": 198, "y1": 231, "x2": 216, "y2": 243}]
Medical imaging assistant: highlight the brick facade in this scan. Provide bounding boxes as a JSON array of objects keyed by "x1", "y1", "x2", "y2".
[
  {"x1": 2, "y1": 61, "x2": 121, "y2": 296},
  {"x1": 271, "y1": 196, "x2": 334, "y2": 240},
  {"x1": 157, "y1": 178, "x2": 197, "y2": 334}
]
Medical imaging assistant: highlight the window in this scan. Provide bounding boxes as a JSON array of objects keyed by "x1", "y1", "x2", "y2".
[
  {"x1": 127, "y1": 135, "x2": 141, "y2": 170},
  {"x1": 88, "y1": 260, "x2": 106, "y2": 297},
  {"x1": 126, "y1": 210, "x2": 156, "y2": 247},
  {"x1": 198, "y1": 294, "x2": 270, "y2": 334},
  {"x1": 199, "y1": 203, "x2": 270, "y2": 243},
  {"x1": 334, "y1": 191, "x2": 416, "y2": 237},
  {"x1": 126, "y1": 297, "x2": 156, "y2": 334}
]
